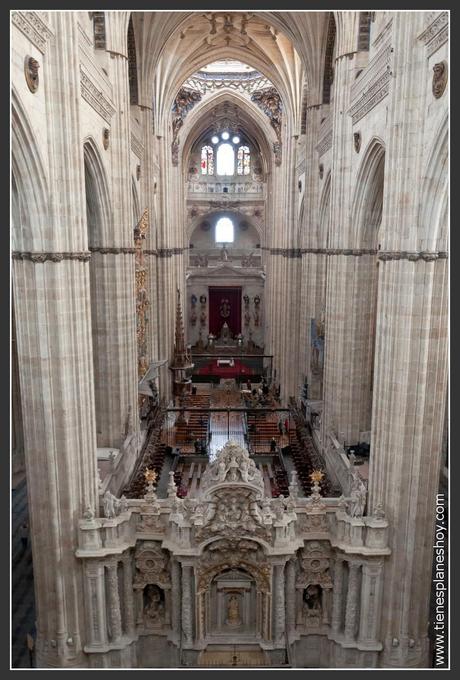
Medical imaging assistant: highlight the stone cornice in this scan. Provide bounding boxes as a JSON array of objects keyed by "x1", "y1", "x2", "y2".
[
  {"x1": 378, "y1": 250, "x2": 448, "y2": 262},
  {"x1": 12, "y1": 251, "x2": 91, "y2": 262},
  {"x1": 131, "y1": 132, "x2": 144, "y2": 159},
  {"x1": 89, "y1": 246, "x2": 136, "y2": 255},
  {"x1": 418, "y1": 11, "x2": 448, "y2": 58},
  {"x1": 349, "y1": 44, "x2": 392, "y2": 125},
  {"x1": 80, "y1": 66, "x2": 116, "y2": 123},
  {"x1": 157, "y1": 248, "x2": 184, "y2": 257},
  {"x1": 316, "y1": 128, "x2": 332, "y2": 157},
  {"x1": 264, "y1": 247, "x2": 448, "y2": 261},
  {"x1": 12, "y1": 11, "x2": 54, "y2": 54}
]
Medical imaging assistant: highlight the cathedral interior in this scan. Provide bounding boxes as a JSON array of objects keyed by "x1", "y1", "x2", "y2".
[{"x1": 11, "y1": 10, "x2": 449, "y2": 670}]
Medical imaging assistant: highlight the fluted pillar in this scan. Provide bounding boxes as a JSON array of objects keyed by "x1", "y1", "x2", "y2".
[
  {"x1": 273, "y1": 562, "x2": 286, "y2": 644},
  {"x1": 171, "y1": 559, "x2": 181, "y2": 641},
  {"x1": 93, "y1": 13, "x2": 138, "y2": 447},
  {"x1": 331, "y1": 556, "x2": 344, "y2": 634},
  {"x1": 285, "y1": 558, "x2": 296, "y2": 634},
  {"x1": 344, "y1": 561, "x2": 361, "y2": 640},
  {"x1": 181, "y1": 564, "x2": 194, "y2": 645},
  {"x1": 12, "y1": 11, "x2": 98, "y2": 668},
  {"x1": 121, "y1": 553, "x2": 135, "y2": 638},
  {"x1": 106, "y1": 560, "x2": 123, "y2": 643},
  {"x1": 84, "y1": 561, "x2": 108, "y2": 650},
  {"x1": 358, "y1": 560, "x2": 384, "y2": 646}
]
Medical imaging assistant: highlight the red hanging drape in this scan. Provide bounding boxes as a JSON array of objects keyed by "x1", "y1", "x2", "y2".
[{"x1": 208, "y1": 287, "x2": 242, "y2": 337}]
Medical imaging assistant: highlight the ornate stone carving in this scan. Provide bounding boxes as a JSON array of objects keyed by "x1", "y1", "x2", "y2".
[
  {"x1": 102, "y1": 128, "x2": 110, "y2": 150},
  {"x1": 319, "y1": 163, "x2": 324, "y2": 179},
  {"x1": 131, "y1": 132, "x2": 144, "y2": 159},
  {"x1": 273, "y1": 141, "x2": 282, "y2": 166},
  {"x1": 316, "y1": 130, "x2": 332, "y2": 157},
  {"x1": 200, "y1": 440, "x2": 264, "y2": 493},
  {"x1": 349, "y1": 45, "x2": 392, "y2": 125},
  {"x1": 143, "y1": 584, "x2": 166, "y2": 627},
  {"x1": 80, "y1": 67, "x2": 116, "y2": 123},
  {"x1": 102, "y1": 490, "x2": 127, "y2": 519},
  {"x1": 353, "y1": 131, "x2": 361, "y2": 153},
  {"x1": 432, "y1": 61, "x2": 448, "y2": 99},
  {"x1": 196, "y1": 539, "x2": 270, "y2": 593},
  {"x1": 134, "y1": 209, "x2": 150, "y2": 378},
  {"x1": 418, "y1": 12, "x2": 448, "y2": 57},
  {"x1": 12, "y1": 251, "x2": 91, "y2": 262},
  {"x1": 24, "y1": 56, "x2": 39, "y2": 93},
  {"x1": 134, "y1": 541, "x2": 170, "y2": 587},
  {"x1": 12, "y1": 11, "x2": 54, "y2": 54},
  {"x1": 172, "y1": 87, "x2": 202, "y2": 144},
  {"x1": 89, "y1": 246, "x2": 136, "y2": 255},
  {"x1": 251, "y1": 87, "x2": 282, "y2": 142},
  {"x1": 346, "y1": 470, "x2": 367, "y2": 518},
  {"x1": 296, "y1": 541, "x2": 333, "y2": 589}
]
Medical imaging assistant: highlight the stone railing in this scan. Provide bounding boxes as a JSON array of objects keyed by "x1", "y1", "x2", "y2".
[{"x1": 187, "y1": 181, "x2": 264, "y2": 195}]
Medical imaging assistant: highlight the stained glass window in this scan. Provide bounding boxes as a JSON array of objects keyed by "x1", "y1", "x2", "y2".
[
  {"x1": 237, "y1": 146, "x2": 250, "y2": 175},
  {"x1": 201, "y1": 145, "x2": 214, "y2": 175},
  {"x1": 216, "y1": 143, "x2": 235, "y2": 176}
]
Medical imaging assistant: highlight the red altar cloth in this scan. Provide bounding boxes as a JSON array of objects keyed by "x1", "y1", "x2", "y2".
[{"x1": 196, "y1": 359, "x2": 255, "y2": 378}]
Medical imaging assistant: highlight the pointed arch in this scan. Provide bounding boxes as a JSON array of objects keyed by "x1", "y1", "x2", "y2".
[
  {"x1": 83, "y1": 137, "x2": 111, "y2": 246},
  {"x1": 11, "y1": 87, "x2": 49, "y2": 251},
  {"x1": 419, "y1": 113, "x2": 448, "y2": 251},
  {"x1": 352, "y1": 138, "x2": 385, "y2": 248}
]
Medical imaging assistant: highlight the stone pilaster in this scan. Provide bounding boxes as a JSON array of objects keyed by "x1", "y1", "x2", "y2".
[
  {"x1": 344, "y1": 561, "x2": 361, "y2": 640},
  {"x1": 273, "y1": 562, "x2": 286, "y2": 645},
  {"x1": 106, "y1": 559, "x2": 123, "y2": 643},
  {"x1": 84, "y1": 560, "x2": 108, "y2": 650},
  {"x1": 358, "y1": 560, "x2": 384, "y2": 647},
  {"x1": 121, "y1": 552, "x2": 135, "y2": 638},
  {"x1": 285, "y1": 558, "x2": 296, "y2": 634},
  {"x1": 171, "y1": 559, "x2": 181, "y2": 642},
  {"x1": 331, "y1": 556, "x2": 345, "y2": 634},
  {"x1": 181, "y1": 564, "x2": 194, "y2": 645}
]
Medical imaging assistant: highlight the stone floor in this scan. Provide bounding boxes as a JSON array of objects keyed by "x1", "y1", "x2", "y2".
[{"x1": 11, "y1": 476, "x2": 36, "y2": 668}]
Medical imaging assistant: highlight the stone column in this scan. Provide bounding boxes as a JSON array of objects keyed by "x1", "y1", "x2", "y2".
[
  {"x1": 331, "y1": 556, "x2": 344, "y2": 634},
  {"x1": 285, "y1": 558, "x2": 296, "y2": 634},
  {"x1": 171, "y1": 559, "x2": 181, "y2": 641},
  {"x1": 84, "y1": 560, "x2": 108, "y2": 649},
  {"x1": 95, "y1": 13, "x2": 138, "y2": 448},
  {"x1": 181, "y1": 564, "x2": 193, "y2": 645},
  {"x1": 366, "y1": 13, "x2": 448, "y2": 666},
  {"x1": 106, "y1": 559, "x2": 123, "y2": 643},
  {"x1": 273, "y1": 562, "x2": 286, "y2": 645},
  {"x1": 344, "y1": 561, "x2": 361, "y2": 641},
  {"x1": 358, "y1": 560, "x2": 384, "y2": 646},
  {"x1": 121, "y1": 552, "x2": 135, "y2": 638},
  {"x1": 12, "y1": 11, "x2": 98, "y2": 667}
]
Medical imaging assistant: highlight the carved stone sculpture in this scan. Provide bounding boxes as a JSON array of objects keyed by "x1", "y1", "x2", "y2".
[
  {"x1": 432, "y1": 61, "x2": 448, "y2": 99},
  {"x1": 24, "y1": 55, "x2": 39, "y2": 93},
  {"x1": 226, "y1": 594, "x2": 242, "y2": 627}
]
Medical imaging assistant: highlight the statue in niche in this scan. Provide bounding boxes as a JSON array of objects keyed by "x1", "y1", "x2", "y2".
[
  {"x1": 144, "y1": 584, "x2": 165, "y2": 626},
  {"x1": 219, "y1": 322, "x2": 231, "y2": 343},
  {"x1": 303, "y1": 584, "x2": 322, "y2": 624},
  {"x1": 226, "y1": 594, "x2": 242, "y2": 628},
  {"x1": 220, "y1": 245, "x2": 229, "y2": 262},
  {"x1": 244, "y1": 310, "x2": 251, "y2": 327}
]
